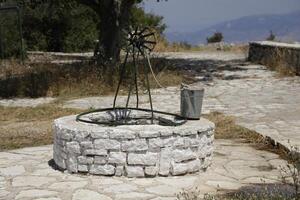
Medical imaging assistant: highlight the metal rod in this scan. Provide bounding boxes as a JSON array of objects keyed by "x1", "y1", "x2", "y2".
[
  {"x1": 113, "y1": 51, "x2": 129, "y2": 108},
  {"x1": 142, "y1": 50, "x2": 154, "y2": 124},
  {"x1": 76, "y1": 107, "x2": 187, "y2": 126},
  {"x1": 134, "y1": 50, "x2": 140, "y2": 108},
  {"x1": 124, "y1": 49, "x2": 136, "y2": 120}
]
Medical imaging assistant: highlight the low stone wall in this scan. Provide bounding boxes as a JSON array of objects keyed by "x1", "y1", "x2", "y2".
[
  {"x1": 248, "y1": 41, "x2": 300, "y2": 74},
  {"x1": 53, "y1": 115, "x2": 215, "y2": 177}
]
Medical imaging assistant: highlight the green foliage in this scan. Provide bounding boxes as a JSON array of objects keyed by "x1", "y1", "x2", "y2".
[
  {"x1": 0, "y1": 8, "x2": 22, "y2": 58},
  {"x1": 0, "y1": 0, "x2": 166, "y2": 54},
  {"x1": 207, "y1": 32, "x2": 223, "y2": 44},
  {"x1": 22, "y1": 1, "x2": 99, "y2": 52},
  {"x1": 130, "y1": 6, "x2": 166, "y2": 34}
]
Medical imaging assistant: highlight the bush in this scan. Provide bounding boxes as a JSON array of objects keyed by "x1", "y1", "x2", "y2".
[
  {"x1": 207, "y1": 32, "x2": 223, "y2": 44},
  {"x1": 266, "y1": 31, "x2": 276, "y2": 41}
]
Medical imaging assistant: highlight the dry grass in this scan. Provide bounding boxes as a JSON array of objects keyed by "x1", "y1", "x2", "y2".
[
  {"x1": 154, "y1": 36, "x2": 249, "y2": 54},
  {"x1": 0, "y1": 58, "x2": 190, "y2": 98},
  {"x1": 204, "y1": 112, "x2": 290, "y2": 160},
  {"x1": 204, "y1": 112, "x2": 263, "y2": 142},
  {"x1": 260, "y1": 47, "x2": 298, "y2": 77},
  {"x1": 0, "y1": 104, "x2": 84, "y2": 150}
]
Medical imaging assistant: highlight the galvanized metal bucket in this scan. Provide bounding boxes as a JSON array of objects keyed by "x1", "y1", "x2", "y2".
[{"x1": 180, "y1": 87, "x2": 204, "y2": 120}]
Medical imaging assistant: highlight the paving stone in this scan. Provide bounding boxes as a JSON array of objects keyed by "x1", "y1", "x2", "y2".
[
  {"x1": 49, "y1": 181, "x2": 88, "y2": 190},
  {"x1": 205, "y1": 180, "x2": 244, "y2": 190},
  {"x1": 72, "y1": 189, "x2": 112, "y2": 200},
  {"x1": 150, "y1": 197, "x2": 176, "y2": 200},
  {"x1": 0, "y1": 165, "x2": 25, "y2": 177},
  {"x1": 15, "y1": 189, "x2": 58, "y2": 199},
  {"x1": 12, "y1": 176, "x2": 56, "y2": 187},
  {"x1": 146, "y1": 185, "x2": 177, "y2": 196},
  {"x1": 157, "y1": 176, "x2": 197, "y2": 189},
  {"x1": 103, "y1": 184, "x2": 138, "y2": 193},
  {"x1": 115, "y1": 192, "x2": 154, "y2": 200},
  {"x1": 0, "y1": 190, "x2": 9, "y2": 198},
  {"x1": 92, "y1": 178, "x2": 124, "y2": 185}
]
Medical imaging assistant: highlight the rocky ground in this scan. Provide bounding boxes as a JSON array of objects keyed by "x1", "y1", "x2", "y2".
[
  {"x1": 0, "y1": 51, "x2": 299, "y2": 199},
  {"x1": 0, "y1": 140, "x2": 287, "y2": 200}
]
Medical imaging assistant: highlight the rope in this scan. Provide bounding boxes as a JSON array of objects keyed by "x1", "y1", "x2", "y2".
[{"x1": 146, "y1": 53, "x2": 165, "y2": 88}]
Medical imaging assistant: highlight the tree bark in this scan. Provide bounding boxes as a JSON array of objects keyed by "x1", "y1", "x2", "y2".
[{"x1": 97, "y1": 0, "x2": 135, "y2": 65}]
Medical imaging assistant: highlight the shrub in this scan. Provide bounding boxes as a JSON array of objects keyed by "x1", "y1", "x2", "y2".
[
  {"x1": 266, "y1": 31, "x2": 276, "y2": 41},
  {"x1": 207, "y1": 32, "x2": 223, "y2": 44}
]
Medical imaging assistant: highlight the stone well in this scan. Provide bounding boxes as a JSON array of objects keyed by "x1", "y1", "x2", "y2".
[{"x1": 53, "y1": 115, "x2": 215, "y2": 177}]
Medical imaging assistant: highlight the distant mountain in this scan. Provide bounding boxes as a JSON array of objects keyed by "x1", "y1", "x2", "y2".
[{"x1": 166, "y1": 11, "x2": 300, "y2": 45}]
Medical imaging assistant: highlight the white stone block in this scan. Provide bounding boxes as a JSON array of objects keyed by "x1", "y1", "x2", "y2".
[
  {"x1": 176, "y1": 127, "x2": 197, "y2": 136},
  {"x1": 53, "y1": 152, "x2": 66, "y2": 169},
  {"x1": 145, "y1": 166, "x2": 158, "y2": 177},
  {"x1": 171, "y1": 162, "x2": 188, "y2": 175},
  {"x1": 159, "y1": 148, "x2": 172, "y2": 176},
  {"x1": 94, "y1": 156, "x2": 107, "y2": 164},
  {"x1": 122, "y1": 139, "x2": 148, "y2": 152},
  {"x1": 110, "y1": 129, "x2": 135, "y2": 139},
  {"x1": 172, "y1": 149, "x2": 196, "y2": 163},
  {"x1": 128, "y1": 153, "x2": 158, "y2": 166},
  {"x1": 78, "y1": 156, "x2": 94, "y2": 165},
  {"x1": 187, "y1": 159, "x2": 201, "y2": 173},
  {"x1": 115, "y1": 166, "x2": 124, "y2": 177},
  {"x1": 108, "y1": 152, "x2": 126, "y2": 164},
  {"x1": 90, "y1": 165, "x2": 115, "y2": 175},
  {"x1": 139, "y1": 130, "x2": 160, "y2": 138},
  {"x1": 84, "y1": 149, "x2": 107, "y2": 156},
  {"x1": 61, "y1": 132, "x2": 73, "y2": 141},
  {"x1": 78, "y1": 165, "x2": 89, "y2": 172},
  {"x1": 66, "y1": 142, "x2": 81, "y2": 155},
  {"x1": 94, "y1": 139, "x2": 120, "y2": 150},
  {"x1": 126, "y1": 166, "x2": 144, "y2": 178},
  {"x1": 74, "y1": 131, "x2": 89, "y2": 141},
  {"x1": 148, "y1": 138, "x2": 163, "y2": 149},
  {"x1": 91, "y1": 130, "x2": 109, "y2": 139},
  {"x1": 80, "y1": 141, "x2": 93, "y2": 150},
  {"x1": 66, "y1": 156, "x2": 78, "y2": 173},
  {"x1": 184, "y1": 137, "x2": 200, "y2": 147}
]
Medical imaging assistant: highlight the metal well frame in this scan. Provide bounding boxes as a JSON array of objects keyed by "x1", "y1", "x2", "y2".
[{"x1": 77, "y1": 27, "x2": 186, "y2": 126}]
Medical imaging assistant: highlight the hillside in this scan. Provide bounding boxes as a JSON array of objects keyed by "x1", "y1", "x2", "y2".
[{"x1": 167, "y1": 11, "x2": 300, "y2": 45}]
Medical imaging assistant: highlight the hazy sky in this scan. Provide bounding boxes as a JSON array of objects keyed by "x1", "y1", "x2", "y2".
[{"x1": 143, "y1": 0, "x2": 300, "y2": 32}]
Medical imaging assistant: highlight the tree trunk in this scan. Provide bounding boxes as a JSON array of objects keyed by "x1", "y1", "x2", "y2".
[{"x1": 96, "y1": 0, "x2": 134, "y2": 66}]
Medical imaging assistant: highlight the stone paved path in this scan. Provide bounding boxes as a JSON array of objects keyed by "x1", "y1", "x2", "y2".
[
  {"x1": 63, "y1": 52, "x2": 300, "y2": 151},
  {"x1": 0, "y1": 52, "x2": 299, "y2": 199},
  {"x1": 0, "y1": 140, "x2": 286, "y2": 200}
]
